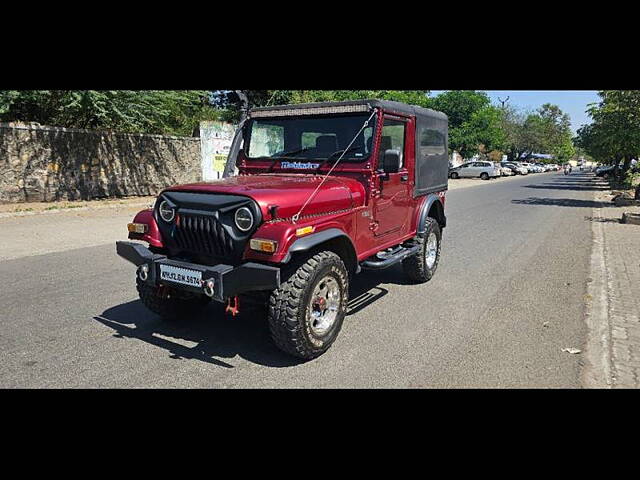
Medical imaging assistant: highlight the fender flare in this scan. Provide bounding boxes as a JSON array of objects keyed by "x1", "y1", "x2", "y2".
[
  {"x1": 282, "y1": 228, "x2": 355, "y2": 264},
  {"x1": 417, "y1": 194, "x2": 446, "y2": 234}
]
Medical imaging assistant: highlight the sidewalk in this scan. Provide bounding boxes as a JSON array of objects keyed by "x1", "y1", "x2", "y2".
[
  {"x1": 0, "y1": 196, "x2": 155, "y2": 218},
  {"x1": 587, "y1": 183, "x2": 640, "y2": 388}
]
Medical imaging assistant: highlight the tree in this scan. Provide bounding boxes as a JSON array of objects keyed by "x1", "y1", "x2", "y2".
[
  {"x1": 501, "y1": 103, "x2": 574, "y2": 163},
  {"x1": 0, "y1": 90, "x2": 221, "y2": 136}
]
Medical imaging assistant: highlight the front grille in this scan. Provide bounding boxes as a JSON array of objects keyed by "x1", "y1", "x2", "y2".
[{"x1": 174, "y1": 213, "x2": 235, "y2": 258}]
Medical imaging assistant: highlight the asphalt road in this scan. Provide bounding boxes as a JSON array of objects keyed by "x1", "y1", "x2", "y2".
[{"x1": 0, "y1": 172, "x2": 597, "y2": 388}]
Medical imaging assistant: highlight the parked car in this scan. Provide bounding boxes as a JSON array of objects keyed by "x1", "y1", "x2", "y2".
[
  {"x1": 502, "y1": 162, "x2": 528, "y2": 175},
  {"x1": 595, "y1": 165, "x2": 615, "y2": 179},
  {"x1": 449, "y1": 161, "x2": 500, "y2": 180},
  {"x1": 520, "y1": 162, "x2": 536, "y2": 173},
  {"x1": 115, "y1": 99, "x2": 449, "y2": 360},
  {"x1": 500, "y1": 166, "x2": 514, "y2": 176}
]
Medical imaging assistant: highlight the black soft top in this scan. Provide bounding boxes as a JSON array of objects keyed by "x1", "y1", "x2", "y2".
[
  {"x1": 250, "y1": 99, "x2": 448, "y2": 122},
  {"x1": 250, "y1": 99, "x2": 449, "y2": 197}
]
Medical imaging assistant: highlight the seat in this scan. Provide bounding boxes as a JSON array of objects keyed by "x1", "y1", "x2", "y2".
[{"x1": 315, "y1": 135, "x2": 338, "y2": 154}]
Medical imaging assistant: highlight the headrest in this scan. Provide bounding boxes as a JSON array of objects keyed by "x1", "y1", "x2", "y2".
[
  {"x1": 315, "y1": 135, "x2": 338, "y2": 152},
  {"x1": 380, "y1": 136, "x2": 393, "y2": 152}
]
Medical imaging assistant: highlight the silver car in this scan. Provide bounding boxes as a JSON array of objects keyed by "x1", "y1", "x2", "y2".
[{"x1": 449, "y1": 161, "x2": 501, "y2": 180}]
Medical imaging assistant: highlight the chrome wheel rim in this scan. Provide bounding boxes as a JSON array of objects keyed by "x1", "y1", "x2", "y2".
[
  {"x1": 308, "y1": 276, "x2": 341, "y2": 336},
  {"x1": 425, "y1": 232, "x2": 438, "y2": 269}
]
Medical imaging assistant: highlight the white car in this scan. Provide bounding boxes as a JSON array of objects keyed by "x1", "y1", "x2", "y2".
[
  {"x1": 500, "y1": 166, "x2": 514, "y2": 176},
  {"x1": 449, "y1": 161, "x2": 501, "y2": 180},
  {"x1": 502, "y1": 162, "x2": 528, "y2": 175}
]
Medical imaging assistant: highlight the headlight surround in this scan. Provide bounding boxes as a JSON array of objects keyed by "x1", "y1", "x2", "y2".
[
  {"x1": 234, "y1": 207, "x2": 254, "y2": 232},
  {"x1": 158, "y1": 200, "x2": 175, "y2": 223}
]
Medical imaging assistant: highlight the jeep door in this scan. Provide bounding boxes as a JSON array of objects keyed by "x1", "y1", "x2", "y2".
[{"x1": 372, "y1": 115, "x2": 412, "y2": 238}]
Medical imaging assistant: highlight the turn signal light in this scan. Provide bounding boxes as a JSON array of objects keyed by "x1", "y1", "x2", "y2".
[
  {"x1": 250, "y1": 239, "x2": 277, "y2": 254},
  {"x1": 128, "y1": 223, "x2": 148, "y2": 234},
  {"x1": 295, "y1": 226, "x2": 315, "y2": 237}
]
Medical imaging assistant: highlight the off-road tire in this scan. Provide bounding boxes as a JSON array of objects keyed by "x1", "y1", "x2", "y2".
[
  {"x1": 402, "y1": 217, "x2": 441, "y2": 283},
  {"x1": 480, "y1": 172, "x2": 489, "y2": 180},
  {"x1": 267, "y1": 251, "x2": 349, "y2": 360},
  {"x1": 137, "y1": 278, "x2": 210, "y2": 320},
  {"x1": 450, "y1": 172, "x2": 459, "y2": 179}
]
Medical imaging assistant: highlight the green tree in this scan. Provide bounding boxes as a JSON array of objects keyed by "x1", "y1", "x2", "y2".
[{"x1": 0, "y1": 90, "x2": 221, "y2": 136}]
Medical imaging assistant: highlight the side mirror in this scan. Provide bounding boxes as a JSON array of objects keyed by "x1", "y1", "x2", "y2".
[{"x1": 382, "y1": 149, "x2": 401, "y2": 174}]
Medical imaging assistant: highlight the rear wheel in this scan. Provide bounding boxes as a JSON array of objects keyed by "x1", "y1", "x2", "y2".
[
  {"x1": 268, "y1": 251, "x2": 349, "y2": 360},
  {"x1": 137, "y1": 278, "x2": 210, "y2": 320},
  {"x1": 402, "y1": 217, "x2": 441, "y2": 283},
  {"x1": 480, "y1": 172, "x2": 489, "y2": 180},
  {"x1": 450, "y1": 172, "x2": 459, "y2": 179}
]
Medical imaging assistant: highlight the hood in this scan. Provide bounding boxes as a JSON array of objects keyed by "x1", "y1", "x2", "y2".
[{"x1": 164, "y1": 174, "x2": 366, "y2": 220}]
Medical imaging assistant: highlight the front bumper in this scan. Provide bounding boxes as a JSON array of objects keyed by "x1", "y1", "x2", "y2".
[{"x1": 116, "y1": 241, "x2": 280, "y2": 302}]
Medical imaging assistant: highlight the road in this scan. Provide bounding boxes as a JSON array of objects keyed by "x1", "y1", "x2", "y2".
[{"x1": 0, "y1": 172, "x2": 597, "y2": 387}]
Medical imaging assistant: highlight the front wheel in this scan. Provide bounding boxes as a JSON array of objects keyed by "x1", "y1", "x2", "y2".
[
  {"x1": 450, "y1": 172, "x2": 459, "y2": 179},
  {"x1": 480, "y1": 172, "x2": 489, "y2": 180},
  {"x1": 268, "y1": 251, "x2": 349, "y2": 360},
  {"x1": 402, "y1": 217, "x2": 442, "y2": 283}
]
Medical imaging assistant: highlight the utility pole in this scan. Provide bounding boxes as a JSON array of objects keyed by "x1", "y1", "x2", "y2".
[{"x1": 497, "y1": 96, "x2": 510, "y2": 109}]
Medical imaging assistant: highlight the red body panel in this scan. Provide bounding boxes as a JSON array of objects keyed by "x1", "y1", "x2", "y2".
[{"x1": 128, "y1": 209, "x2": 163, "y2": 247}]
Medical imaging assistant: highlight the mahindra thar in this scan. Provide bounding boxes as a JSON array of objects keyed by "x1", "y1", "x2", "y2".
[{"x1": 116, "y1": 99, "x2": 449, "y2": 359}]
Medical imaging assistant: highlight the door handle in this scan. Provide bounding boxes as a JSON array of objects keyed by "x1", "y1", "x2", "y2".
[{"x1": 400, "y1": 174, "x2": 409, "y2": 182}]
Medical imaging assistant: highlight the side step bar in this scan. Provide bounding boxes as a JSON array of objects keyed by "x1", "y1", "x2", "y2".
[{"x1": 360, "y1": 244, "x2": 420, "y2": 270}]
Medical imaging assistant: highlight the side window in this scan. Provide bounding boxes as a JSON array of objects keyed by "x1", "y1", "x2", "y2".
[
  {"x1": 248, "y1": 122, "x2": 284, "y2": 157},
  {"x1": 419, "y1": 128, "x2": 446, "y2": 156},
  {"x1": 379, "y1": 118, "x2": 406, "y2": 169}
]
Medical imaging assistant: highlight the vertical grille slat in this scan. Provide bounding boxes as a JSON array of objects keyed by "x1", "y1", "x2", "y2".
[{"x1": 173, "y1": 212, "x2": 233, "y2": 259}]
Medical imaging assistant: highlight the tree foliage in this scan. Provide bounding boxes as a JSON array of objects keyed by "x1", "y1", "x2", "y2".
[
  {"x1": 576, "y1": 90, "x2": 640, "y2": 177},
  {"x1": 0, "y1": 90, "x2": 221, "y2": 136},
  {"x1": 501, "y1": 103, "x2": 574, "y2": 163}
]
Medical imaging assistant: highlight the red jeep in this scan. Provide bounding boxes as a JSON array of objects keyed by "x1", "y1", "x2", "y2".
[{"x1": 117, "y1": 99, "x2": 448, "y2": 359}]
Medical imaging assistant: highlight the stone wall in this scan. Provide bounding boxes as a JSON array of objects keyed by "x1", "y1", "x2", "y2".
[{"x1": 0, "y1": 123, "x2": 202, "y2": 203}]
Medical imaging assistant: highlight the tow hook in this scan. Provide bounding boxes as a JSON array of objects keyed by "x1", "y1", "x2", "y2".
[
  {"x1": 203, "y1": 279, "x2": 215, "y2": 298},
  {"x1": 226, "y1": 296, "x2": 240, "y2": 317}
]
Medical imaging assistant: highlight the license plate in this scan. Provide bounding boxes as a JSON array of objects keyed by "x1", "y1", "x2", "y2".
[{"x1": 159, "y1": 264, "x2": 202, "y2": 288}]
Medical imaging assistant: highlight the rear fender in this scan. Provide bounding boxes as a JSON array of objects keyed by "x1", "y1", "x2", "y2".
[{"x1": 415, "y1": 193, "x2": 446, "y2": 233}]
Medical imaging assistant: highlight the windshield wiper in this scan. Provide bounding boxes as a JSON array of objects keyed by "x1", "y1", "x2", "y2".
[{"x1": 277, "y1": 147, "x2": 312, "y2": 158}]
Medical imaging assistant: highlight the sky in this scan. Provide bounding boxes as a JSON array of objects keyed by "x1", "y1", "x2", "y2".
[{"x1": 430, "y1": 90, "x2": 600, "y2": 134}]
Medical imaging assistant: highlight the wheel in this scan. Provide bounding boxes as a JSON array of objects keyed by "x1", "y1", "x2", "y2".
[
  {"x1": 480, "y1": 172, "x2": 489, "y2": 180},
  {"x1": 450, "y1": 172, "x2": 459, "y2": 179},
  {"x1": 402, "y1": 217, "x2": 442, "y2": 284},
  {"x1": 268, "y1": 251, "x2": 349, "y2": 360},
  {"x1": 137, "y1": 278, "x2": 210, "y2": 320}
]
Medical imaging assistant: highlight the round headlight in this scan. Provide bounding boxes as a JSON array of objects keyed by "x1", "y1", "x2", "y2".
[
  {"x1": 158, "y1": 200, "x2": 175, "y2": 223},
  {"x1": 234, "y1": 207, "x2": 254, "y2": 232}
]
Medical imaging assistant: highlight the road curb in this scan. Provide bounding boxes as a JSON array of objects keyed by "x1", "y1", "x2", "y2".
[
  {"x1": 583, "y1": 195, "x2": 614, "y2": 388},
  {"x1": 0, "y1": 201, "x2": 153, "y2": 219}
]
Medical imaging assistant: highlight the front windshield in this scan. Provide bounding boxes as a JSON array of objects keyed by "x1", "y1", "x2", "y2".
[{"x1": 246, "y1": 113, "x2": 376, "y2": 162}]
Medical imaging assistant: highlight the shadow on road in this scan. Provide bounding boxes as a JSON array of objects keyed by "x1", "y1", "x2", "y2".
[
  {"x1": 512, "y1": 197, "x2": 611, "y2": 208},
  {"x1": 512, "y1": 172, "x2": 612, "y2": 208},
  {"x1": 522, "y1": 172, "x2": 610, "y2": 192},
  {"x1": 94, "y1": 267, "x2": 410, "y2": 368}
]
